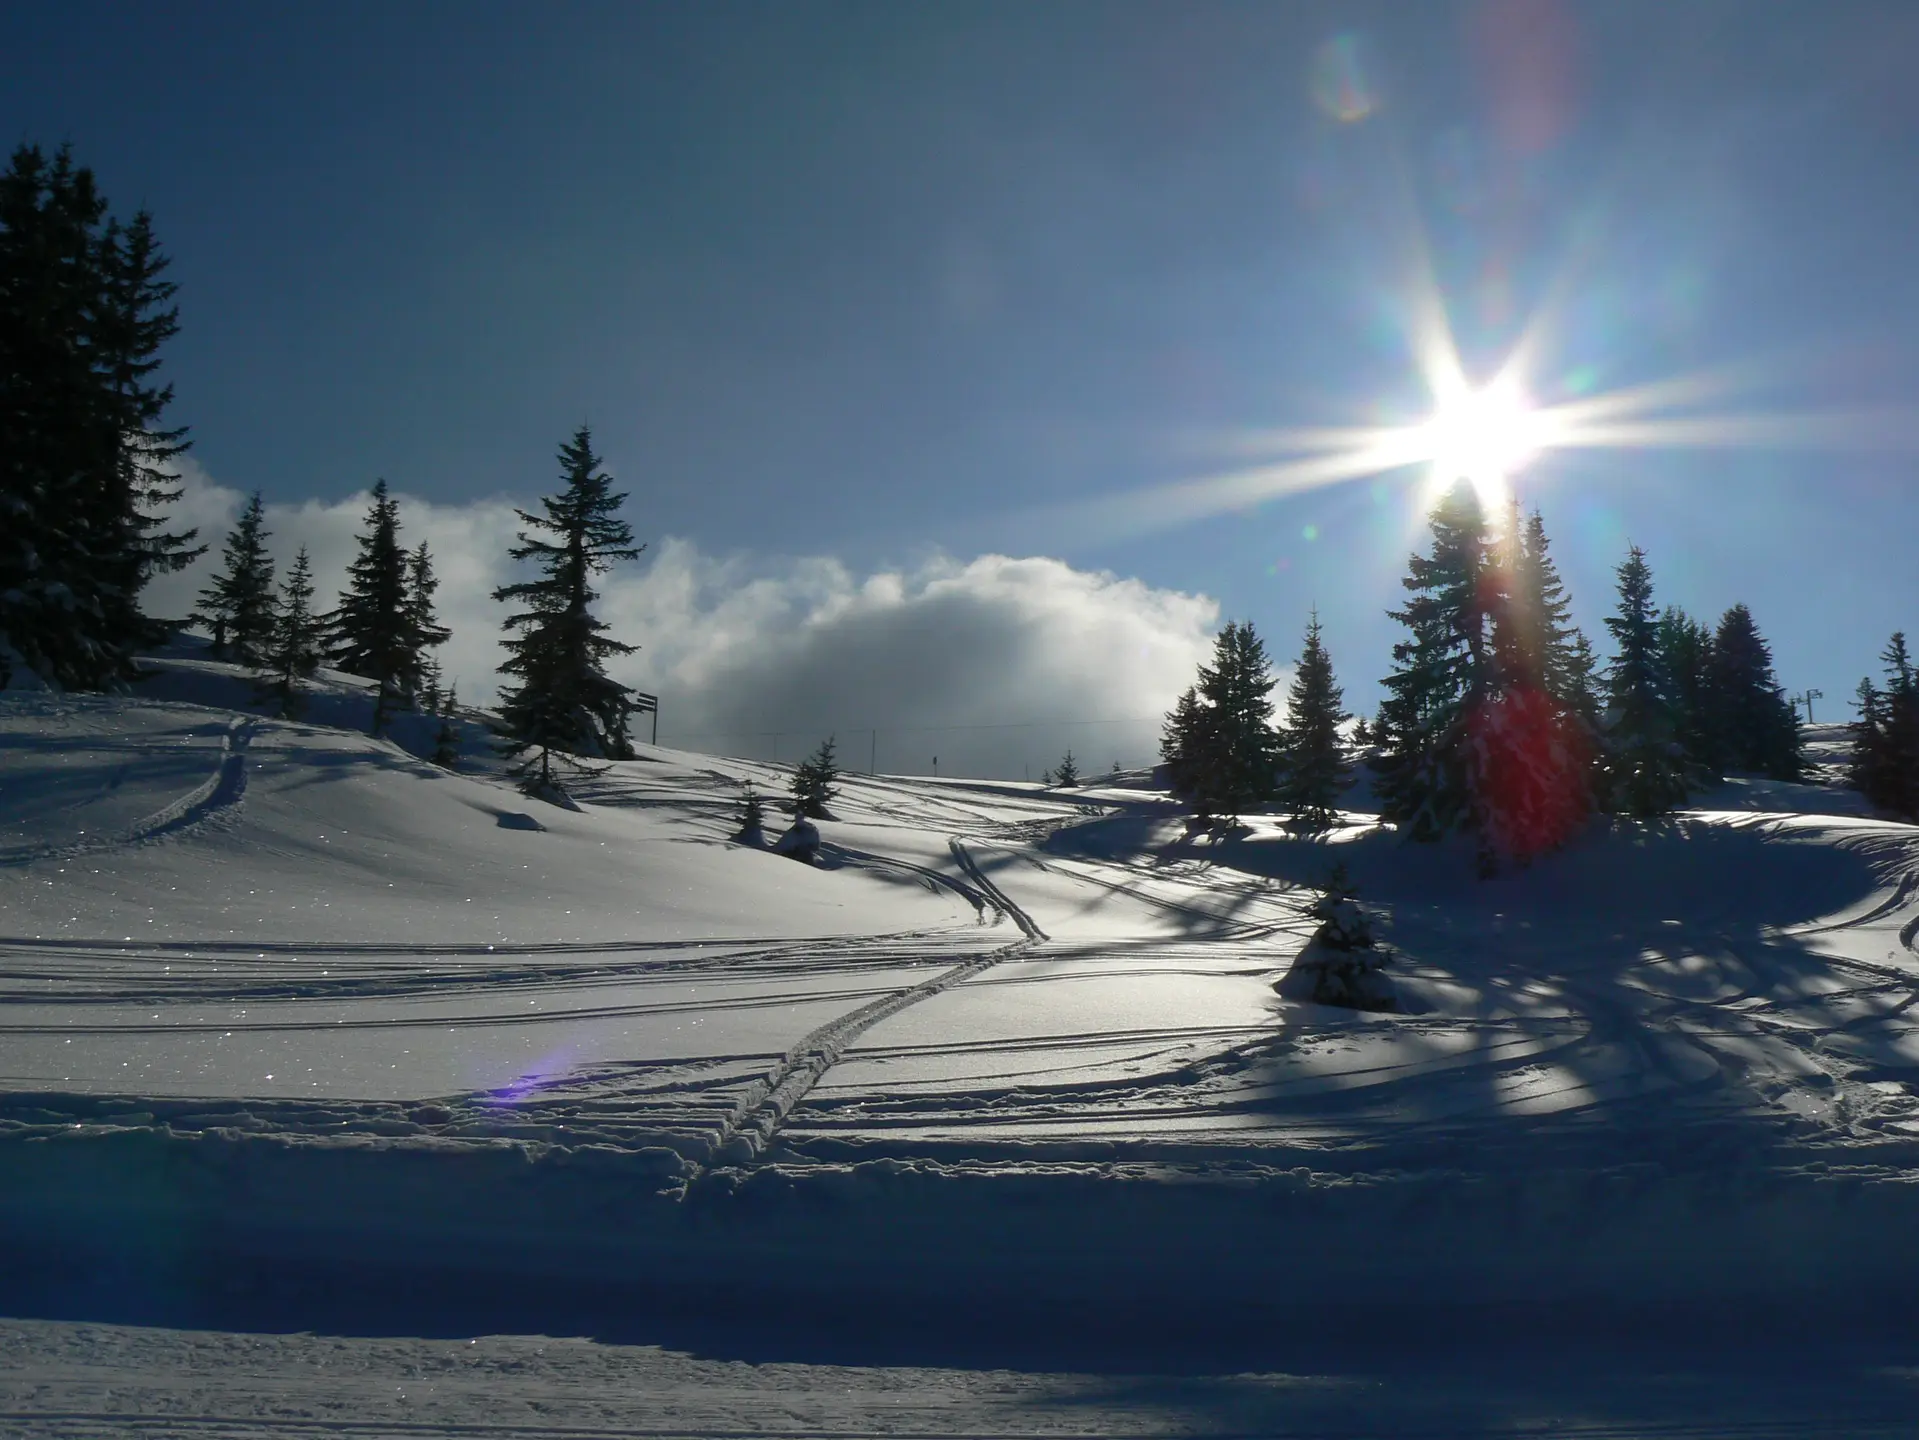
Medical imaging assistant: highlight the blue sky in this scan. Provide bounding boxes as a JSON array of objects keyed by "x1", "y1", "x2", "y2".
[{"x1": 5, "y1": 0, "x2": 1916, "y2": 757}]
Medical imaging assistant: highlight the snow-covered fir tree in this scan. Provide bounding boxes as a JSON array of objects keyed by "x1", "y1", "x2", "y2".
[
  {"x1": 328, "y1": 480, "x2": 416, "y2": 734},
  {"x1": 1275, "y1": 610, "x2": 1349, "y2": 830},
  {"x1": 790, "y1": 736, "x2": 841, "y2": 819},
  {"x1": 1850, "y1": 632, "x2": 1919, "y2": 821},
  {"x1": 256, "y1": 546, "x2": 323, "y2": 717},
  {"x1": 0, "y1": 145, "x2": 200, "y2": 689},
  {"x1": 1372, "y1": 481, "x2": 1493, "y2": 841},
  {"x1": 194, "y1": 491, "x2": 277, "y2": 663},
  {"x1": 1707, "y1": 602, "x2": 1802, "y2": 780},
  {"x1": 494, "y1": 426, "x2": 645, "y2": 793},
  {"x1": 1600, "y1": 545, "x2": 1689, "y2": 816}
]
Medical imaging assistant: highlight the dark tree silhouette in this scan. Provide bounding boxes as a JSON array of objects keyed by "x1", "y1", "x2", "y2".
[
  {"x1": 195, "y1": 491, "x2": 276, "y2": 662},
  {"x1": 1850, "y1": 632, "x2": 1919, "y2": 820},
  {"x1": 1276, "y1": 610, "x2": 1350, "y2": 830},
  {"x1": 1373, "y1": 481, "x2": 1493, "y2": 841},
  {"x1": 1601, "y1": 545, "x2": 1689, "y2": 816},
  {"x1": 329, "y1": 480, "x2": 416, "y2": 734},
  {"x1": 790, "y1": 736, "x2": 842, "y2": 819},
  {"x1": 0, "y1": 145, "x2": 198, "y2": 688},
  {"x1": 493, "y1": 426, "x2": 644, "y2": 793},
  {"x1": 1707, "y1": 603, "x2": 1803, "y2": 780},
  {"x1": 256, "y1": 546, "x2": 323, "y2": 717}
]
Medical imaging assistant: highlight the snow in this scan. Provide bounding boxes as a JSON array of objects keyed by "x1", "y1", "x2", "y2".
[{"x1": 6, "y1": 652, "x2": 1919, "y2": 1357}]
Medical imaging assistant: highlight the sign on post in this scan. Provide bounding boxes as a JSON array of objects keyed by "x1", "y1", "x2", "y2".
[{"x1": 632, "y1": 692, "x2": 659, "y2": 746}]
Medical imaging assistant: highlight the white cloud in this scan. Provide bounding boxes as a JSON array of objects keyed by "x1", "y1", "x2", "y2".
[{"x1": 145, "y1": 463, "x2": 1220, "y2": 779}]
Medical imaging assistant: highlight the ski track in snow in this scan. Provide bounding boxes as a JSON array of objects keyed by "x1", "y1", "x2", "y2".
[
  {"x1": 0, "y1": 711, "x2": 252, "y2": 867},
  {"x1": 690, "y1": 839, "x2": 1046, "y2": 1180}
]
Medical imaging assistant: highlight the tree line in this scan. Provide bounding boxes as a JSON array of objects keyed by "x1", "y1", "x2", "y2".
[
  {"x1": 192, "y1": 427, "x2": 647, "y2": 797},
  {"x1": 1161, "y1": 479, "x2": 1918, "y2": 866},
  {"x1": 0, "y1": 143, "x2": 651, "y2": 794}
]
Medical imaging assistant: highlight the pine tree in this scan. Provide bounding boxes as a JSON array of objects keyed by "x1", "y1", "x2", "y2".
[
  {"x1": 418, "y1": 655, "x2": 445, "y2": 717},
  {"x1": 790, "y1": 736, "x2": 842, "y2": 819},
  {"x1": 256, "y1": 546, "x2": 322, "y2": 717},
  {"x1": 1850, "y1": 633, "x2": 1919, "y2": 821},
  {"x1": 1468, "y1": 503, "x2": 1593, "y2": 865},
  {"x1": 1601, "y1": 545, "x2": 1689, "y2": 816},
  {"x1": 1276, "y1": 610, "x2": 1350, "y2": 829},
  {"x1": 1513, "y1": 508, "x2": 1599, "y2": 719},
  {"x1": 493, "y1": 426, "x2": 644, "y2": 791},
  {"x1": 1051, "y1": 750, "x2": 1081, "y2": 787},
  {"x1": 194, "y1": 491, "x2": 277, "y2": 662},
  {"x1": 1185, "y1": 621, "x2": 1283, "y2": 820},
  {"x1": 430, "y1": 684, "x2": 461, "y2": 770},
  {"x1": 1373, "y1": 482, "x2": 1493, "y2": 840},
  {"x1": 1707, "y1": 603, "x2": 1802, "y2": 780},
  {"x1": 403, "y1": 541, "x2": 451, "y2": 705},
  {"x1": 1657, "y1": 606, "x2": 1718, "y2": 780},
  {"x1": 1160, "y1": 685, "x2": 1211, "y2": 805},
  {"x1": 0, "y1": 145, "x2": 197, "y2": 689},
  {"x1": 99, "y1": 209, "x2": 201, "y2": 618},
  {"x1": 735, "y1": 780, "x2": 767, "y2": 840},
  {"x1": 329, "y1": 480, "x2": 416, "y2": 734}
]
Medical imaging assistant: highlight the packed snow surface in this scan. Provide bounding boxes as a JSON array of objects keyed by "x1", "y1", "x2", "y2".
[{"x1": 5, "y1": 653, "x2": 1919, "y2": 1327}]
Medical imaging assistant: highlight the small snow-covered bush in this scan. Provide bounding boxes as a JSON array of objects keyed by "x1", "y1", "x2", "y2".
[
  {"x1": 1277, "y1": 864, "x2": 1398, "y2": 1012},
  {"x1": 734, "y1": 781, "x2": 767, "y2": 845},
  {"x1": 773, "y1": 816, "x2": 821, "y2": 865}
]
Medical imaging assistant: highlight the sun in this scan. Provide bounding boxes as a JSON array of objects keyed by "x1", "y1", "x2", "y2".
[{"x1": 1417, "y1": 379, "x2": 1542, "y2": 508}]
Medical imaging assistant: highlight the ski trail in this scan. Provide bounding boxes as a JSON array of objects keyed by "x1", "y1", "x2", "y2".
[
  {"x1": 684, "y1": 840, "x2": 1045, "y2": 1187},
  {"x1": 948, "y1": 837, "x2": 1047, "y2": 940},
  {"x1": 0, "y1": 716, "x2": 253, "y2": 868}
]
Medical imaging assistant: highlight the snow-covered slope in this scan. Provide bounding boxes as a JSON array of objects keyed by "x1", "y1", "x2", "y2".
[{"x1": 4, "y1": 655, "x2": 1919, "y2": 1333}]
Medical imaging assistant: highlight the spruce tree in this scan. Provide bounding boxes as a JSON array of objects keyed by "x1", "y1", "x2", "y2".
[
  {"x1": 791, "y1": 736, "x2": 842, "y2": 819},
  {"x1": 404, "y1": 541, "x2": 451, "y2": 704},
  {"x1": 493, "y1": 426, "x2": 644, "y2": 791},
  {"x1": 0, "y1": 145, "x2": 197, "y2": 689},
  {"x1": 418, "y1": 655, "x2": 445, "y2": 717},
  {"x1": 1513, "y1": 508, "x2": 1599, "y2": 720},
  {"x1": 1471, "y1": 503, "x2": 1593, "y2": 865},
  {"x1": 430, "y1": 684, "x2": 461, "y2": 770},
  {"x1": 735, "y1": 780, "x2": 767, "y2": 840},
  {"x1": 195, "y1": 491, "x2": 277, "y2": 662},
  {"x1": 1601, "y1": 545, "x2": 1688, "y2": 816},
  {"x1": 1178, "y1": 621, "x2": 1283, "y2": 820},
  {"x1": 256, "y1": 546, "x2": 323, "y2": 717},
  {"x1": 1707, "y1": 603, "x2": 1802, "y2": 780},
  {"x1": 1051, "y1": 751, "x2": 1081, "y2": 787},
  {"x1": 1373, "y1": 482, "x2": 1493, "y2": 840},
  {"x1": 1160, "y1": 685, "x2": 1210, "y2": 805},
  {"x1": 329, "y1": 480, "x2": 415, "y2": 734},
  {"x1": 1657, "y1": 606, "x2": 1718, "y2": 780},
  {"x1": 99, "y1": 209, "x2": 201, "y2": 617},
  {"x1": 1276, "y1": 610, "x2": 1350, "y2": 829},
  {"x1": 1850, "y1": 633, "x2": 1919, "y2": 820}
]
